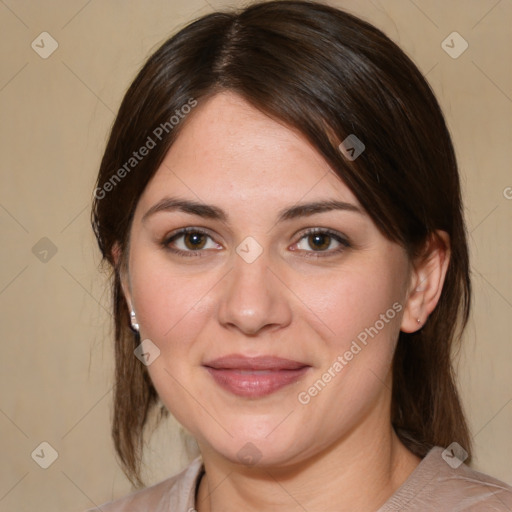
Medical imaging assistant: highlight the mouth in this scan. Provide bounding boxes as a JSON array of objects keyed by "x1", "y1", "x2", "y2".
[{"x1": 203, "y1": 355, "x2": 311, "y2": 398}]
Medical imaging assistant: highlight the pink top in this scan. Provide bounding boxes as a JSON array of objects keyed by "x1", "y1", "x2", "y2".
[{"x1": 86, "y1": 447, "x2": 512, "y2": 511}]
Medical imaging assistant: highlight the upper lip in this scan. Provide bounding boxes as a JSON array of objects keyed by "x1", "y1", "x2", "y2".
[{"x1": 203, "y1": 354, "x2": 309, "y2": 371}]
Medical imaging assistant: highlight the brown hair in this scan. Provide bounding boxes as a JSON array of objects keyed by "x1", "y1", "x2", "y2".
[{"x1": 91, "y1": 0, "x2": 471, "y2": 487}]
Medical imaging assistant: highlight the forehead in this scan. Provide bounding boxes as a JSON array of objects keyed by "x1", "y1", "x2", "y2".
[{"x1": 136, "y1": 91, "x2": 361, "y2": 214}]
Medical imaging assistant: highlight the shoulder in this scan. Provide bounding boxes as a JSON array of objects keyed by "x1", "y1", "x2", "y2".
[
  {"x1": 380, "y1": 446, "x2": 512, "y2": 511},
  {"x1": 84, "y1": 456, "x2": 204, "y2": 512}
]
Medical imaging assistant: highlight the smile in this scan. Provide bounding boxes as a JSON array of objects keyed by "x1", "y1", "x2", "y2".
[{"x1": 203, "y1": 355, "x2": 311, "y2": 398}]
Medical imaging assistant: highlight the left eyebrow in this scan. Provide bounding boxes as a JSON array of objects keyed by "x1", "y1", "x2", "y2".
[{"x1": 276, "y1": 200, "x2": 363, "y2": 222}]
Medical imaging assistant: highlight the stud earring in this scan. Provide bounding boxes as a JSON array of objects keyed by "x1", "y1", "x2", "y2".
[
  {"x1": 130, "y1": 309, "x2": 139, "y2": 332},
  {"x1": 417, "y1": 318, "x2": 422, "y2": 325}
]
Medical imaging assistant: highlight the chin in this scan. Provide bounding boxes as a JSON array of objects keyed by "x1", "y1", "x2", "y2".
[{"x1": 195, "y1": 416, "x2": 314, "y2": 469}]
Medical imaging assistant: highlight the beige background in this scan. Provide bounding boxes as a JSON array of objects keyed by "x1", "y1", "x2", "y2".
[{"x1": 1, "y1": 0, "x2": 511, "y2": 510}]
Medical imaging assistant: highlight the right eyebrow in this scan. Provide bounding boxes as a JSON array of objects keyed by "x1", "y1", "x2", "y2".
[{"x1": 141, "y1": 197, "x2": 228, "y2": 224}]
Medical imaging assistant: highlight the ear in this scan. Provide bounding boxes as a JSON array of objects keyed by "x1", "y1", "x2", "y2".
[
  {"x1": 401, "y1": 231, "x2": 451, "y2": 333},
  {"x1": 112, "y1": 241, "x2": 133, "y2": 310}
]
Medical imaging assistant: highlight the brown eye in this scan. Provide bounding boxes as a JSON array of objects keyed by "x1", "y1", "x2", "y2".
[
  {"x1": 307, "y1": 233, "x2": 332, "y2": 251},
  {"x1": 183, "y1": 232, "x2": 207, "y2": 250},
  {"x1": 292, "y1": 229, "x2": 350, "y2": 257},
  {"x1": 163, "y1": 228, "x2": 223, "y2": 257}
]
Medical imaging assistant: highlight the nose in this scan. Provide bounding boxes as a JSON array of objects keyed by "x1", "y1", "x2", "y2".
[{"x1": 216, "y1": 249, "x2": 293, "y2": 336}]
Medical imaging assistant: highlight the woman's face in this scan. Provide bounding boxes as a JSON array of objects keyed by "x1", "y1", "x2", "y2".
[{"x1": 122, "y1": 91, "x2": 416, "y2": 467}]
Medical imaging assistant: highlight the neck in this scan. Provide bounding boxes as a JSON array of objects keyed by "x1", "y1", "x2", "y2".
[{"x1": 195, "y1": 423, "x2": 420, "y2": 512}]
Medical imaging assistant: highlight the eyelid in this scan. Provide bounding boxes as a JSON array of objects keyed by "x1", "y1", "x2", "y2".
[
  {"x1": 163, "y1": 226, "x2": 216, "y2": 242},
  {"x1": 294, "y1": 226, "x2": 349, "y2": 242}
]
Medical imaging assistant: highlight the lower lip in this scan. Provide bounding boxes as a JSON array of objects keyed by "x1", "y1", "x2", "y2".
[{"x1": 205, "y1": 367, "x2": 310, "y2": 398}]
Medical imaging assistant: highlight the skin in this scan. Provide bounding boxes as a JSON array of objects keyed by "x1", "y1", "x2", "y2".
[{"x1": 115, "y1": 91, "x2": 450, "y2": 511}]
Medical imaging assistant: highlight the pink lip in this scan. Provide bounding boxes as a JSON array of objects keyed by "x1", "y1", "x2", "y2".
[{"x1": 203, "y1": 355, "x2": 311, "y2": 398}]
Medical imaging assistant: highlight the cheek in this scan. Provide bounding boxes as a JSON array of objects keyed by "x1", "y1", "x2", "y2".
[
  {"x1": 293, "y1": 271, "x2": 405, "y2": 429},
  {"x1": 130, "y1": 258, "x2": 216, "y2": 342},
  {"x1": 131, "y1": 261, "x2": 218, "y2": 426},
  {"x1": 296, "y1": 265, "x2": 405, "y2": 350}
]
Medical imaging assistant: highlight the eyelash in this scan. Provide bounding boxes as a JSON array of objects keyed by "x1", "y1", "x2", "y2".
[{"x1": 161, "y1": 227, "x2": 351, "y2": 258}]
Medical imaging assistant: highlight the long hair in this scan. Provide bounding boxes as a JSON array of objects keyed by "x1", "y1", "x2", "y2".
[{"x1": 91, "y1": 0, "x2": 471, "y2": 487}]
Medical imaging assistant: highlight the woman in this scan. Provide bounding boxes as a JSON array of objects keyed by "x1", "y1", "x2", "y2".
[{"x1": 89, "y1": 1, "x2": 512, "y2": 510}]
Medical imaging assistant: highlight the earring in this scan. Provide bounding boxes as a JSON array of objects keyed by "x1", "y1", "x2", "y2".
[
  {"x1": 130, "y1": 309, "x2": 139, "y2": 332},
  {"x1": 417, "y1": 318, "x2": 422, "y2": 325}
]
